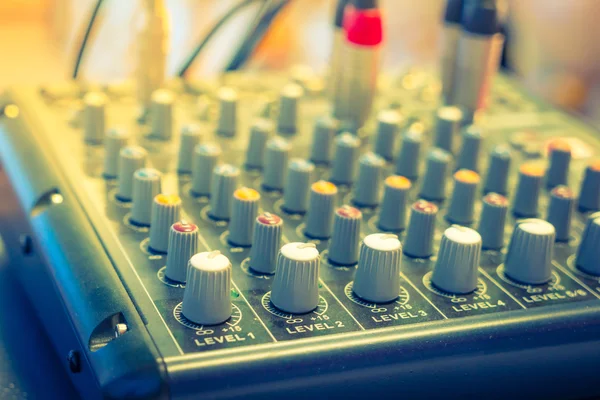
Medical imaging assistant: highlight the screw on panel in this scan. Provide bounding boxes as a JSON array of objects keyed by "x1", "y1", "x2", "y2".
[
  {"x1": 1, "y1": 104, "x2": 20, "y2": 119},
  {"x1": 114, "y1": 323, "x2": 128, "y2": 338},
  {"x1": 19, "y1": 234, "x2": 33, "y2": 255},
  {"x1": 67, "y1": 350, "x2": 81, "y2": 373}
]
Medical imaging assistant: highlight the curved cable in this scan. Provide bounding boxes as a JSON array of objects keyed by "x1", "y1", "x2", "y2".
[
  {"x1": 72, "y1": 0, "x2": 106, "y2": 80},
  {"x1": 224, "y1": 0, "x2": 290, "y2": 72},
  {"x1": 176, "y1": 0, "x2": 265, "y2": 78}
]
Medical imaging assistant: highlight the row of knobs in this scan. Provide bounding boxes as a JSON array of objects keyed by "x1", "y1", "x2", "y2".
[
  {"x1": 166, "y1": 209, "x2": 600, "y2": 326},
  {"x1": 102, "y1": 171, "x2": 600, "y2": 326},
  {"x1": 101, "y1": 138, "x2": 600, "y2": 325},
  {"x1": 125, "y1": 179, "x2": 600, "y2": 325},
  {"x1": 85, "y1": 85, "x2": 600, "y2": 325},
  {"x1": 91, "y1": 81, "x2": 600, "y2": 219},
  {"x1": 107, "y1": 136, "x2": 599, "y2": 251},
  {"x1": 112, "y1": 136, "x2": 597, "y2": 255},
  {"x1": 84, "y1": 75, "x2": 600, "y2": 210},
  {"x1": 176, "y1": 228, "x2": 404, "y2": 324},
  {"x1": 81, "y1": 83, "x2": 305, "y2": 146},
  {"x1": 103, "y1": 112, "x2": 600, "y2": 221}
]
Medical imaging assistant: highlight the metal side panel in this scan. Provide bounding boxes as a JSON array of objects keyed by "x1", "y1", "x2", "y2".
[
  {"x1": 0, "y1": 166, "x2": 81, "y2": 399},
  {"x1": 0, "y1": 91, "x2": 168, "y2": 399},
  {"x1": 164, "y1": 301, "x2": 600, "y2": 399}
]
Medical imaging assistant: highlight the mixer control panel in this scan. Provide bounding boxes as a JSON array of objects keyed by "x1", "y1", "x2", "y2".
[
  {"x1": 2, "y1": 69, "x2": 600, "y2": 398},
  {"x1": 5, "y1": 70, "x2": 596, "y2": 356}
]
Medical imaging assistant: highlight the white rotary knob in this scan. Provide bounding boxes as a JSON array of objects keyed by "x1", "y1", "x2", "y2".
[
  {"x1": 182, "y1": 251, "x2": 232, "y2": 325},
  {"x1": 271, "y1": 243, "x2": 320, "y2": 314}
]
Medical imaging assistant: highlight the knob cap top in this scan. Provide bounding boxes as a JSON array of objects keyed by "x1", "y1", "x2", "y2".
[
  {"x1": 281, "y1": 242, "x2": 319, "y2": 262},
  {"x1": 213, "y1": 163, "x2": 239, "y2": 177},
  {"x1": 217, "y1": 86, "x2": 238, "y2": 102},
  {"x1": 281, "y1": 82, "x2": 304, "y2": 98},
  {"x1": 121, "y1": 146, "x2": 147, "y2": 159},
  {"x1": 337, "y1": 205, "x2": 362, "y2": 219},
  {"x1": 484, "y1": 192, "x2": 509, "y2": 207},
  {"x1": 437, "y1": 105, "x2": 463, "y2": 120},
  {"x1": 444, "y1": 225, "x2": 481, "y2": 244},
  {"x1": 190, "y1": 250, "x2": 230, "y2": 272},
  {"x1": 519, "y1": 219, "x2": 555, "y2": 236},
  {"x1": 547, "y1": 138, "x2": 571, "y2": 152},
  {"x1": 412, "y1": 199, "x2": 438, "y2": 214},
  {"x1": 151, "y1": 88, "x2": 175, "y2": 104},
  {"x1": 385, "y1": 175, "x2": 412, "y2": 190},
  {"x1": 84, "y1": 91, "x2": 108, "y2": 106},
  {"x1": 172, "y1": 220, "x2": 197, "y2": 233},
  {"x1": 234, "y1": 187, "x2": 260, "y2": 201},
  {"x1": 454, "y1": 169, "x2": 480, "y2": 184},
  {"x1": 312, "y1": 180, "x2": 338, "y2": 195},
  {"x1": 364, "y1": 233, "x2": 401, "y2": 252},
  {"x1": 134, "y1": 167, "x2": 161, "y2": 180},
  {"x1": 520, "y1": 162, "x2": 545, "y2": 178},
  {"x1": 155, "y1": 194, "x2": 182, "y2": 206},
  {"x1": 197, "y1": 143, "x2": 222, "y2": 156},
  {"x1": 378, "y1": 108, "x2": 402, "y2": 124},
  {"x1": 257, "y1": 213, "x2": 282, "y2": 225}
]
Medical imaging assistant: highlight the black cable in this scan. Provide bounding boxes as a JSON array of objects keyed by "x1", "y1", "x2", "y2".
[
  {"x1": 72, "y1": 0, "x2": 105, "y2": 80},
  {"x1": 176, "y1": 0, "x2": 265, "y2": 78},
  {"x1": 224, "y1": 0, "x2": 290, "y2": 72},
  {"x1": 223, "y1": 0, "x2": 280, "y2": 72},
  {"x1": 499, "y1": 22, "x2": 510, "y2": 71}
]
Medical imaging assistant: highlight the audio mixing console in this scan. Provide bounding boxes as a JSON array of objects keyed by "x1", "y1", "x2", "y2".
[{"x1": 1, "y1": 68, "x2": 600, "y2": 399}]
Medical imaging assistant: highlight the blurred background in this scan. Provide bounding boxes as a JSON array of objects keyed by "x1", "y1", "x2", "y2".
[{"x1": 1, "y1": 0, "x2": 600, "y2": 121}]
